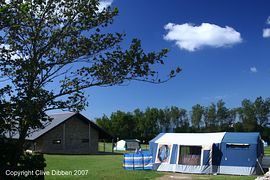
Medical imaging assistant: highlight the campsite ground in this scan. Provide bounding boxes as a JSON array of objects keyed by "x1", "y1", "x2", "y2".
[{"x1": 44, "y1": 145, "x2": 270, "y2": 179}]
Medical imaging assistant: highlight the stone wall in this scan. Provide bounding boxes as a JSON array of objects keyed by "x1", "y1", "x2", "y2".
[{"x1": 34, "y1": 116, "x2": 99, "y2": 154}]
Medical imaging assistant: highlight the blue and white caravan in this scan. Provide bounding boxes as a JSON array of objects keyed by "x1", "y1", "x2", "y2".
[{"x1": 150, "y1": 132, "x2": 263, "y2": 175}]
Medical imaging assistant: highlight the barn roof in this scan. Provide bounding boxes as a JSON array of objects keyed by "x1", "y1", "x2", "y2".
[{"x1": 6, "y1": 112, "x2": 113, "y2": 140}]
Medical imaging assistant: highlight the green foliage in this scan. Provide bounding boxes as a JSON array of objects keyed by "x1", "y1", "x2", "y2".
[
  {"x1": 0, "y1": 0, "x2": 180, "y2": 165},
  {"x1": 254, "y1": 97, "x2": 270, "y2": 126},
  {"x1": 0, "y1": 138, "x2": 46, "y2": 179},
  {"x1": 96, "y1": 97, "x2": 270, "y2": 142},
  {"x1": 204, "y1": 103, "x2": 216, "y2": 129},
  {"x1": 239, "y1": 99, "x2": 258, "y2": 131},
  {"x1": 96, "y1": 107, "x2": 189, "y2": 141},
  {"x1": 191, "y1": 104, "x2": 204, "y2": 128}
]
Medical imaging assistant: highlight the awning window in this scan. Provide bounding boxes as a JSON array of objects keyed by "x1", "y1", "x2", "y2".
[{"x1": 226, "y1": 143, "x2": 250, "y2": 148}]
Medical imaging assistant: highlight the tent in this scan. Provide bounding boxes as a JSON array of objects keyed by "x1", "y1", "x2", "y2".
[
  {"x1": 218, "y1": 132, "x2": 264, "y2": 175},
  {"x1": 149, "y1": 132, "x2": 264, "y2": 175},
  {"x1": 114, "y1": 139, "x2": 140, "y2": 151}
]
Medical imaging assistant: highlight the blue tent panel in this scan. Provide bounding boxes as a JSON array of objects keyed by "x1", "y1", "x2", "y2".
[
  {"x1": 170, "y1": 144, "x2": 178, "y2": 164},
  {"x1": 202, "y1": 150, "x2": 210, "y2": 165},
  {"x1": 222, "y1": 132, "x2": 260, "y2": 144}
]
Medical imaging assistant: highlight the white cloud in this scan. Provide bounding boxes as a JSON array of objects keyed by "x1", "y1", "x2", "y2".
[
  {"x1": 163, "y1": 23, "x2": 242, "y2": 51},
  {"x1": 250, "y1": 66, "x2": 258, "y2": 73},
  {"x1": 263, "y1": 28, "x2": 270, "y2": 38},
  {"x1": 98, "y1": 0, "x2": 113, "y2": 12},
  {"x1": 266, "y1": 16, "x2": 270, "y2": 25}
]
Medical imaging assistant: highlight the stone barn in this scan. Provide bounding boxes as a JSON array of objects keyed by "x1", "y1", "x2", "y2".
[{"x1": 24, "y1": 112, "x2": 113, "y2": 154}]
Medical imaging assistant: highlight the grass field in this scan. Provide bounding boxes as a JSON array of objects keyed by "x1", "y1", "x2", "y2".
[
  {"x1": 44, "y1": 146, "x2": 270, "y2": 180},
  {"x1": 264, "y1": 145, "x2": 270, "y2": 155},
  {"x1": 45, "y1": 154, "x2": 256, "y2": 180},
  {"x1": 45, "y1": 155, "x2": 163, "y2": 180}
]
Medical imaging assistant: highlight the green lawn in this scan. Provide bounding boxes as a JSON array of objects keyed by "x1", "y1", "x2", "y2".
[
  {"x1": 45, "y1": 154, "x2": 257, "y2": 180},
  {"x1": 44, "y1": 145, "x2": 270, "y2": 179},
  {"x1": 264, "y1": 145, "x2": 270, "y2": 155},
  {"x1": 45, "y1": 154, "x2": 163, "y2": 180}
]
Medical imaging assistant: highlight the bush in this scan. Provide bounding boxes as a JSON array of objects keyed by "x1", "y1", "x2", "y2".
[{"x1": 0, "y1": 138, "x2": 46, "y2": 180}]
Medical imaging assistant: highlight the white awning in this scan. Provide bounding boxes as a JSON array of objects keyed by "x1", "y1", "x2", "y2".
[{"x1": 154, "y1": 132, "x2": 225, "y2": 146}]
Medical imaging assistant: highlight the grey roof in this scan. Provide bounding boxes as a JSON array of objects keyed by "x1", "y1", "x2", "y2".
[
  {"x1": 26, "y1": 112, "x2": 76, "y2": 140},
  {"x1": 6, "y1": 112, "x2": 113, "y2": 140}
]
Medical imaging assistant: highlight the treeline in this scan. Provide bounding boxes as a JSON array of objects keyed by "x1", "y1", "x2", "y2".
[{"x1": 96, "y1": 97, "x2": 270, "y2": 143}]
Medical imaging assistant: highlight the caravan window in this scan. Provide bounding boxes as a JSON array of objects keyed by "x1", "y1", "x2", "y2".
[
  {"x1": 178, "y1": 146, "x2": 201, "y2": 165},
  {"x1": 155, "y1": 144, "x2": 172, "y2": 163},
  {"x1": 226, "y1": 143, "x2": 250, "y2": 149}
]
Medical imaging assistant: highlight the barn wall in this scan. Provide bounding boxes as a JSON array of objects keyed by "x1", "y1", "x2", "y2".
[{"x1": 34, "y1": 116, "x2": 99, "y2": 154}]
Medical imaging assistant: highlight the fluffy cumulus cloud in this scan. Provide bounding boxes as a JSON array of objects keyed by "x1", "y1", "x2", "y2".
[
  {"x1": 163, "y1": 23, "x2": 242, "y2": 51},
  {"x1": 98, "y1": 0, "x2": 113, "y2": 12},
  {"x1": 250, "y1": 66, "x2": 258, "y2": 73},
  {"x1": 262, "y1": 16, "x2": 270, "y2": 38},
  {"x1": 263, "y1": 28, "x2": 270, "y2": 38}
]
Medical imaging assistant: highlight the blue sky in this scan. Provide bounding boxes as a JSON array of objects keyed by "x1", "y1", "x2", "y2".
[
  {"x1": 83, "y1": 0, "x2": 270, "y2": 119},
  {"x1": 1, "y1": 0, "x2": 270, "y2": 119}
]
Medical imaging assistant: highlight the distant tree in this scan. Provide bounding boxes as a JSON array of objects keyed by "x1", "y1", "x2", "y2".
[
  {"x1": 110, "y1": 111, "x2": 135, "y2": 139},
  {"x1": 239, "y1": 99, "x2": 257, "y2": 131},
  {"x1": 133, "y1": 108, "x2": 145, "y2": 140},
  {"x1": 234, "y1": 122, "x2": 244, "y2": 132},
  {"x1": 225, "y1": 108, "x2": 237, "y2": 131},
  {"x1": 0, "y1": 0, "x2": 180, "y2": 165},
  {"x1": 96, "y1": 115, "x2": 112, "y2": 135},
  {"x1": 140, "y1": 108, "x2": 160, "y2": 141},
  {"x1": 170, "y1": 106, "x2": 189, "y2": 130},
  {"x1": 191, "y1": 104, "x2": 204, "y2": 129},
  {"x1": 254, "y1": 97, "x2": 270, "y2": 127},
  {"x1": 216, "y1": 100, "x2": 231, "y2": 130},
  {"x1": 172, "y1": 107, "x2": 189, "y2": 133},
  {"x1": 157, "y1": 109, "x2": 164, "y2": 132},
  {"x1": 159, "y1": 107, "x2": 171, "y2": 132},
  {"x1": 204, "y1": 103, "x2": 216, "y2": 130}
]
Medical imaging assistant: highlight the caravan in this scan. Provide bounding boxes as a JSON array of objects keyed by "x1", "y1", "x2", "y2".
[{"x1": 150, "y1": 132, "x2": 264, "y2": 175}]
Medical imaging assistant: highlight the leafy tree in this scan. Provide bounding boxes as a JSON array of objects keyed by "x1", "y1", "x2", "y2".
[
  {"x1": 172, "y1": 107, "x2": 189, "y2": 133},
  {"x1": 96, "y1": 114, "x2": 112, "y2": 135},
  {"x1": 254, "y1": 96, "x2": 270, "y2": 127},
  {"x1": 225, "y1": 108, "x2": 237, "y2": 131},
  {"x1": 239, "y1": 99, "x2": 257, "y2": 131},
  {"x1": 204, "y1": 103, "x2": 216, "y2": 129},
  {"x1": 191, "y1": 104, "x2": 204, "y2": 129},
  {"x1": 110, "y1": 111, "x2": 135, "y2": 139},
  {"x1": 140, "y1": 108, "x2": 160, "y2": 141},
  {"x1": 170, "y1": 106, "x2": 188, "y2": 130},
  {"x1": 133, "y1": 108, "x2": 144, "y2": 140},
  {"x1": 216, "y1": 99, "x2": 230, "y2": 128},
  {"x1": 159, "y1": 107, "x2": 171, "y2": 132},
  {"x1": 0, "y1": 0, "x2": 180, "y2": 165}
]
